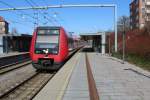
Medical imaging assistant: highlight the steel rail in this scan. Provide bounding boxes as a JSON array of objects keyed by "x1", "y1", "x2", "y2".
[
  {"x1": 0, "y1": 58, "x2": 30, "y2": 70},
  {"x1": 0, "y1": 72, "x2": 38, "y2": 98},
  {"x1": 0, "y1": 60, "x2": 31, "y2": 75},
  {"x1": 0, "y1": 73, "x2": 54, "y2": 100}
]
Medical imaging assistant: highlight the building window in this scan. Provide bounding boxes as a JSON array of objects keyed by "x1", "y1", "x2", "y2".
[
  {"x1": 130, "y1": 19, "x2": 133, "y2": 22},
  {"x1": 130, "y1": 5, "x2": 132, "y2": 9},
  {"x1": 130, "y1": 11, "x2": 133, "y2": 15},
  {"x1": 136, "y1": 15, "x2": 139, "y2": 20},
  {"x1": 136, "y1": 23, "x2": 139, "y2": 27},
  {"x1": 136, "y1": 0, "x2": 139, "y2": 5},
  {"x1": 142, "y1": 0, "x2": 145, "y2": 2},
  {"x1": 136, "y1": 8, "x2": 139, "y2": 13},
  {"x1": 142, "y1": 7, "x2": 145, "y2": 18}
]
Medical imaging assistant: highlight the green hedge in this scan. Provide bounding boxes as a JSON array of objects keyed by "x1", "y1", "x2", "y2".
[{"x1": 112, "y1": 53, "x2": 150, "y2": 71}]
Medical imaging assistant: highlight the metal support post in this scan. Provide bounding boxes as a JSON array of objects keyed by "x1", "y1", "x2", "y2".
[
  {"x1": 114, "y1": 5, "x2": 118, "y2": 52},
  {"x1": 109, "y1": 34, "x2": 111, "y2": 56},
  {"x1": 122, "y1": 24, "x2": 126, "y2": 64}
]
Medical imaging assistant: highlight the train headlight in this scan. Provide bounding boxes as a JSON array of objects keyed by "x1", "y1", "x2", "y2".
[
  {"x1": 52, "y1": 51, "x2": 58, "y2": 54},
  {"x1": 43, "y1": 49, "x2": 49, "y2": 54}
]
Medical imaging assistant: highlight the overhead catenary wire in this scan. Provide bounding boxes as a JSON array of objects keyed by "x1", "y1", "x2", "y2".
[
  {"x1": 43, "y1": 0, "x2": 64, "y2": 25},
  {"x1": 25, "y1": 0, "x2": 41, "y2": 27},
  {"x1": 26, "y1": 0, "x2": 55, "y2": 25},
  {"x1": 0, "y1": 1, "x2": 38, "y2": 29},
  {"x1": 0, "y1": 0, "x2": 36, "y2": 24},
  {"x1": 42, "y1": 0, "x2": 63, "y2": 26},
  {"x1": 42, "y1": 0, "x2": 74, "y2": 31},
  {"x1": 0, "y1": 3, "x2": 118, "y2": 51},
  {"x1": 36, "y1": 0, "x2": 61, "y2": 25},
  {"x1": 25, "y1": 0, "x2": 58, "y2": 26}
]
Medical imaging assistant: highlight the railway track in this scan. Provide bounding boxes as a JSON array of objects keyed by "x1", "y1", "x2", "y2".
[
  {"x1": 0, "y1": 59, "x2": 31, "y2": 75},
  {"x1": 0, "y1": 72, "x2": 54, "y2": 100},
  {"x1": 0, "y1": 48, "x2": 81, "y2": 100}
]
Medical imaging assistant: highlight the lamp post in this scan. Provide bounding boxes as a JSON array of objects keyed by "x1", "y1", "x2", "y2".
[
  {"x1": 122, "y1": 22, "x2": 126, "y2": 64},
  {"x1": 108, "y1": 33, "x2": 111, "y2": 56},
  {"x1": 118, "y1": 22, "x2": 126, "y2": 64}
]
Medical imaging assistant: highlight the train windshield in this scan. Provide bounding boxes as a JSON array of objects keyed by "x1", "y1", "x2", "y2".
[{"x1": 35, "y1": 29, "x2": 59, "y2": 54}]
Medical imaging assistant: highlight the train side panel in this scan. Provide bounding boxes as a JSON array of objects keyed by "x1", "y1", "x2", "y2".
[
  {"x1": 57, "y1": 27, "x2": 68, "y2": 63},
  {"x1": 30, "y1": 30, "x2": 37, "y2": 61}
]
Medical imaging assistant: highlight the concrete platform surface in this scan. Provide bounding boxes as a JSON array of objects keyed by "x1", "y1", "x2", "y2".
[
  {"x1": 63, "y1": 53, "x2": 90, "y2": 100},
  {"x1": 88, "y1": 53, "x2": 150, "y2": 100},
  {"x1": 33, "y1": 53, "x2": 150, "y2": 100},
  {"x1": 0, "y1": 52, "x2": 29, "y2": 58},
  {"x1": 33, "y1": 52, "x2": 81, "y2": 100}
]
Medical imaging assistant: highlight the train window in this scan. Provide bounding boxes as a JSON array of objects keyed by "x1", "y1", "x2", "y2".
[
  {"x1": 36, "y1": 35, "x2": 59, "y2": 44},
  {"x1": 36, "y1": 43, "x2": 58, "y2": 49},
  {"x1": 38, "y1": 30, "x2": 45, "y2": 34},
  {"x1": 37, "y1": 29, "x2": 59, "y2": 35},
  {"x1": 51, "y1": 30, "x2": 59, "y2": 34},
  {"x1": 35, "y1": 30, "x2": 59, "y2": 54}
]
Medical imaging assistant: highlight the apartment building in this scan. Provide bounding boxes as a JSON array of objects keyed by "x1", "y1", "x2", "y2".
[
  {"x1": 130, "y1": 0, "x2": 150, "y2": 29},
  {"x1": 0, "y1": 16, "x2": 9, "y2": 34}
]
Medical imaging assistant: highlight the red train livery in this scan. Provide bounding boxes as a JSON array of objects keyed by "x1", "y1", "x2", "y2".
[{"x1": 30, "y1": 26, "x2": 72, "y2": 70}]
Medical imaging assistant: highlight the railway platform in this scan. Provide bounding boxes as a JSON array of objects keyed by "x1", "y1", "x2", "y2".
[
  {"x1": 0, "y1": 52, "x2": 29, "y2": 67},
  {"x1": 34, "y1": 52, "x2": 150, "y2": 100},
  {"x1": 0, "y1": 52, "x2": 29, "y2": 58}
]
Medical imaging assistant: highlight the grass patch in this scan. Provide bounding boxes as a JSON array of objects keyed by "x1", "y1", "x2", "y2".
[{"x1": 112, "y1": 53, "x2": 150, "y2": 71}]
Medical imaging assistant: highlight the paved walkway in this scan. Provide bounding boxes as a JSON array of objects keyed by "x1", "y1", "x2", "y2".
[
  {"x1": 34, "y1": 53, "x2": 150, "y2": 100},
  {"x1": 63, "y1": 53, "x2": 90, "y2": 100},
  {"x1": 88, "y1": 53, "x2": 150, "y2": 100}
]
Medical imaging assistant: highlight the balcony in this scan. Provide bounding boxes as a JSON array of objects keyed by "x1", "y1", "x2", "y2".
[
  {"x1": 146, "y1": 17, "x2": 150, "y2": 21},
  {"x1": 145, "y1": 14, "x2": 150, "y2": 21},
  {"x1": 145, "y1": 9, "x2": 150, "y2": 13},
  {"x1": 145, "y1": 1, "x2": 150, "y2": 5}
]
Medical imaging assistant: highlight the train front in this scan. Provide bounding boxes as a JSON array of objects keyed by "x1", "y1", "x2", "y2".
[{"x1": 30, "y1": 27, "x2": 68, "y2": 70}]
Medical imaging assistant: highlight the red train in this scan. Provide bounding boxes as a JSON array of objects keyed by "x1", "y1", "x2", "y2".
[{"x1": 30, "y1": 26, "x2": 81, "y2": 70}]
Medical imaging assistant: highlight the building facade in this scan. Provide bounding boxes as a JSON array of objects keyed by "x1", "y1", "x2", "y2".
[
  {"x1": 145, "y1": 0, "x2": 150, "y2": 22},
  {"x1": 0, "y1": 16, "x2": 9, "y2": 34},
  {"x1": 130, "y1": 0, "x2": 150, "y2": 29}
]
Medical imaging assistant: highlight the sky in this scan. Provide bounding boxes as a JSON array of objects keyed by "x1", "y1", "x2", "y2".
[{"x1": 0, "y1": 0, "x2": 131, "y2": 35}]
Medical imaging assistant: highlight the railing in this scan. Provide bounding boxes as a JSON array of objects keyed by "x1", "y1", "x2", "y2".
[
  {"x1": 145, "y1": 0, "x2": 150, "y2": 5},
  {"x1": 145, "y1": 9, "x2": 150, "y2": 13}
]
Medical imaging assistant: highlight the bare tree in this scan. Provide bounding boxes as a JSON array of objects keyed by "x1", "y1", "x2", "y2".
[
  {"x1": 117, "y1": 16, "x2": 130, "y2": 32},
  {"x1": 11, "y1": 27, "x2": 18, "y2": 35}
]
